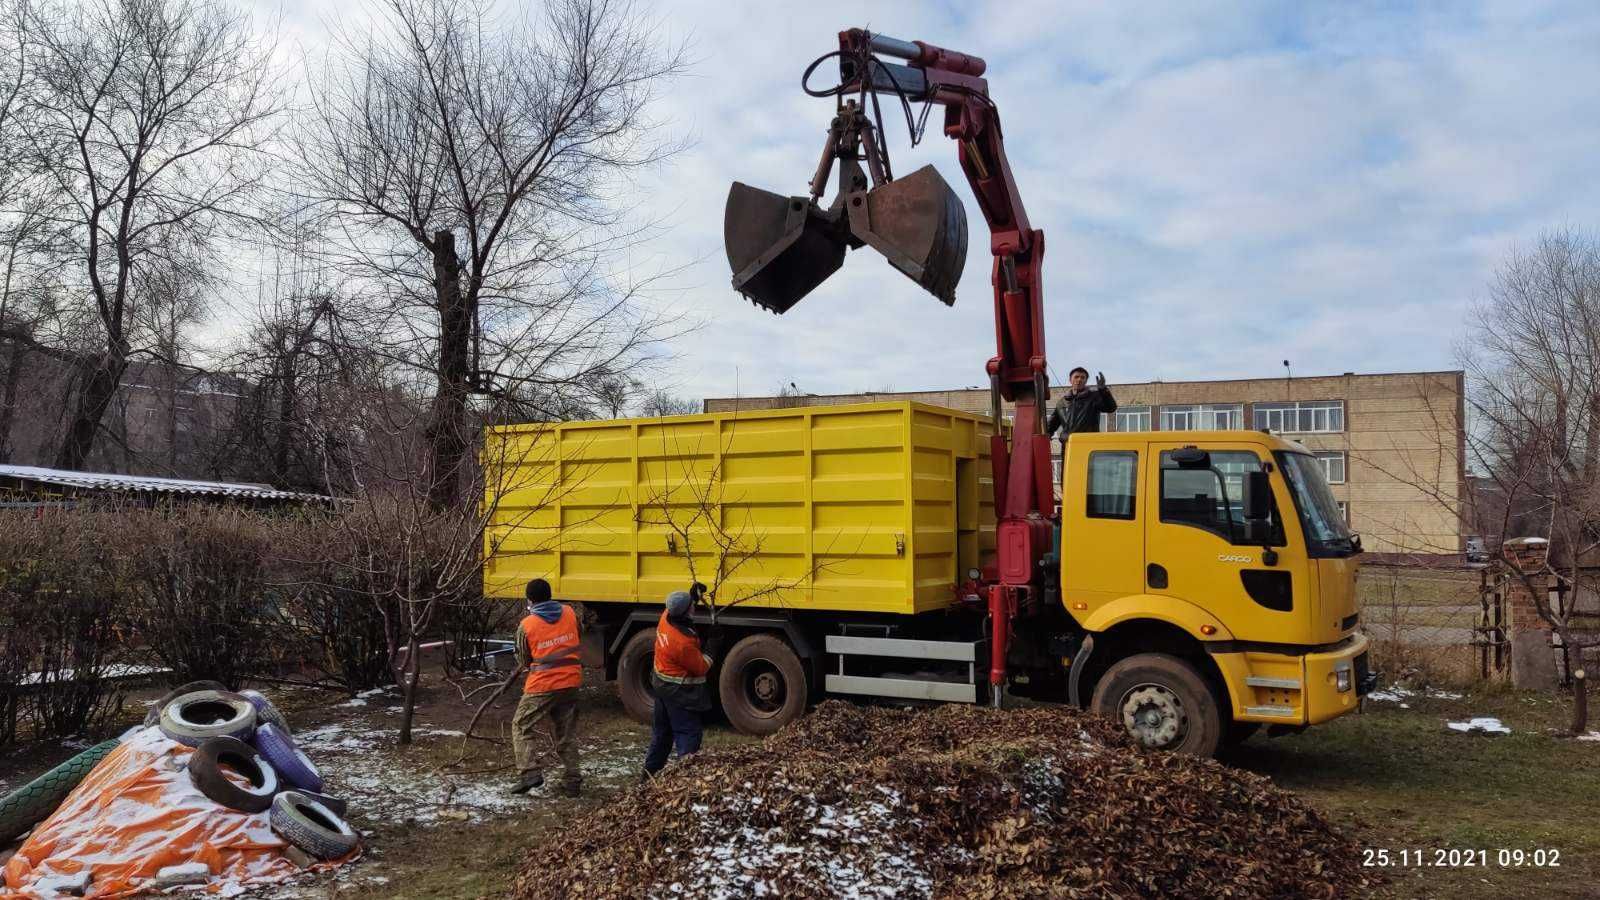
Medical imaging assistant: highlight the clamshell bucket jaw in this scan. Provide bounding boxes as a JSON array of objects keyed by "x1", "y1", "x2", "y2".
[
  {"x1": 724, "y1": 164, "x2": 968, "y2": 314},
  {"x1": 845, "y1": 165, "x2": 967, "y2": 306},
  {"x1": 725, "y1": 182, "x2": 847, "y2": 315}
]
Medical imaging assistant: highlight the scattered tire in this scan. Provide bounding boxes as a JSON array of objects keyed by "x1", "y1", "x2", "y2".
[
  {"x1": 718, "y1": 633, "x2": 807, "y2": 736},
  {"x1": 143, "y1": 680, "x2": 228, "y2": 728},
  {"x1": 296, "y1": 790, "x2": 349, "y2": 818},
  {"x1": 616, "y1": 628, "x2": 658, "y2": 725},
  {"x1": 1090, "y1": 653, "x2": 1224, "y2": 758},
  {"x1": 159, "y1": 690, "x2": 257, "y2": 747},
  {"x1": 240, "y1": 690, "x2": 292, "y2": 736},
  {"x1": 251, "y1": 723, "x2": 324, "y2": 793},
  {"x1": 0, "y1": 739, "x2": 121, "y2": 844},
  {"x1": 187, "y1": 736, "x2": 279, "y2": 813},
  {"x1": 270, "y1": 791, "x2": 359, "y2": 860}
]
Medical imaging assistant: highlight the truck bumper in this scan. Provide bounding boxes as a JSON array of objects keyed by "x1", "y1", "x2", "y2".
[{"x1": 1208, "y1": 631, "x2": 1371, "y2": 727}]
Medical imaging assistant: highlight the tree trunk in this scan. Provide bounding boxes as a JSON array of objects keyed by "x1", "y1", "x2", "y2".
[
  {"x1": 1574, "y1": 667, "x2": 1589, "y2": 735},
  {"x1": 55, "y1": 346, "x2": 128, "y2": 471},
  {"x1": 0, "y1": 338, "x2": 26, "y2": 464},
  {"x1": 398, "y1": 630, "x2": 420, "y2": 746},
  {"x1": 425, "y1": 230, "x2": 473, "y2": 510}
]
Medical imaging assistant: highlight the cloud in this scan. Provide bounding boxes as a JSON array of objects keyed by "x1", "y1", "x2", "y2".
[{"x1": 252, "y1": 1, "x2": 1600, "y2": 405}]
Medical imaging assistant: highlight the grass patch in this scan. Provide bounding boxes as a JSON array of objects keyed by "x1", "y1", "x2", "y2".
[{"x1": 1232, "y1": 690, "x2": 1599, "y2": 899}]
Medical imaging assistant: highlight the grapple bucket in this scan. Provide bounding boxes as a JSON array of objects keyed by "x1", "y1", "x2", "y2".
[
  {"x1": 725, "y1": 182, "x2": 847, "y2": 314},
  {"x1": 848, "y1": 165, "x2": 968, "y2": 305}
]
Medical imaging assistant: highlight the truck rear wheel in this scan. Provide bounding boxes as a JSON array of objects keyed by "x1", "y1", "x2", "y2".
[
  {"x1": 1091, "y1": 653, "x2": 1222, "y2": 758},
  {"x1": 617, "y1": 628, "x2": 657, "y2": 725},
  {"x1": 718, "y1": 634, "x2": 806, "y2": 736}
]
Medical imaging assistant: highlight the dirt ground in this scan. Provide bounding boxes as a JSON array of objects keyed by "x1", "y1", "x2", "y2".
[{"x1": 2, "y1": 669, "x2": 1597, "y2": 899}]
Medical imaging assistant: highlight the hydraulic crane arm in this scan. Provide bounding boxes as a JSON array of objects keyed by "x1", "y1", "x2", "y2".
[{"x1": 724, "y1": 29, "x2": 1055, "y2": 705}]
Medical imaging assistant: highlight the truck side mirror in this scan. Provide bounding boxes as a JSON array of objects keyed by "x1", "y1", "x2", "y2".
[{"x1": 1242, "y1": 470, "x2": 1271, "y2": 523}]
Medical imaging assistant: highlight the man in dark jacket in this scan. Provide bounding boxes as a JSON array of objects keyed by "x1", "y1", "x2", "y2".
[
  {"x1": 642, "y1": 584, "x2": 713, "y2": 778},
  {"x1": 1046, "y1": 367, "x2": 1117, "y2": 439}
]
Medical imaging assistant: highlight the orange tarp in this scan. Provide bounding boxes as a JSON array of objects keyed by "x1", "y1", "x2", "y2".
[{"x1": 3, "y1": 727, "x2": 340, "y2": 897}]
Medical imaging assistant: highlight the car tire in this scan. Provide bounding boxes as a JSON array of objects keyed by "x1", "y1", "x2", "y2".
[
  {"x1": 0, "y1": 739, "x2": 121, "y2": 844},
  {"x1": 1091, "y1": 653, "x2": 1224, "y2": 758},
  {"x1": 240, "y1": 690, "x2": 292, "y2": 736},
  {"x1": 159, "y1": 690, "x2": 257, "y2": 747},
  {"x1": 718, "y1": 634, "x2": 807, "y2": 736},
  {"x1": 251, "y1": 723, "x2": 324, "y2": 793},
  {"x1": 187, "y1": 736, "x2": 279, "y2": 813},
  {"x1": 143, "y1": 680, "x2": 228, "y2": 728},
  {"x1": 616, "y1": 628, "x2": 658, "y2": 725},
  {"x1": 270, "y1": 791, "x2": 359, "y2": 860},
  {"x1": 296, "y1": 790, "x2": 349, "y2": 818}
]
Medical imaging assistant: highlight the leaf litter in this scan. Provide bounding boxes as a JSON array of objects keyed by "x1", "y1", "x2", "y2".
[{"x1": 512, "y1": 701, "x2": 1370, "y2": 899}]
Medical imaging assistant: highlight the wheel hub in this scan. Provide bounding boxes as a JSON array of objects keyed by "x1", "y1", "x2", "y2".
[
  {"x1": 753, "y1": 671, "x2": 780, "y2": 702},
  {"x1": 1120, "y1": 684, "x2": 1186, "y2": 749}
]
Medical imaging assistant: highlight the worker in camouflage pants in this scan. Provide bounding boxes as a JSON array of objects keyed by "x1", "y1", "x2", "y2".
[{"x1": 510, "y1": 578, "x2": 583, "y2": 797}]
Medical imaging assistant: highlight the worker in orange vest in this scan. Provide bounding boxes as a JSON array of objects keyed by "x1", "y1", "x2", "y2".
[
  {"x1": 642, "y1": 584, "x2": 713, "y2": 777},
  {"x1": 509, "y1": 578, "x2": 582, "y2": 797}
]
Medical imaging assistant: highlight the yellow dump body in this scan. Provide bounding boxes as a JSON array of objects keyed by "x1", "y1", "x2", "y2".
[{"x1": 483, "y1": 401, "x2": 995, "y2": 615}]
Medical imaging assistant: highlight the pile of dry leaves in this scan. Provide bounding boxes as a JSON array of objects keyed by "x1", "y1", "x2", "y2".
[{"x1": 513, "y1": 702, "x2": 1368, "y2": 899}]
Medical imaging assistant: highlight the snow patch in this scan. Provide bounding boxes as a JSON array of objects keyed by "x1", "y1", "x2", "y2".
[
  {"x1": 1576, "y1": 731, "x2": 1600, "y2": 742},
  {"x1": 1447, "y1": 717, "x2": 1511, "y2": 734},
  {"x1": 658, "y1": 787, "x2": 933, "y2": 900},
  {"x1": 1366, "y1": 686, "x2": 1463, "y2": 703}
]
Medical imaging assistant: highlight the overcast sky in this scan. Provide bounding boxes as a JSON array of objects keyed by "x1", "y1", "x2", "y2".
[{"x1": 273, "y1": 1, "x2": 1600, "y2": 403}]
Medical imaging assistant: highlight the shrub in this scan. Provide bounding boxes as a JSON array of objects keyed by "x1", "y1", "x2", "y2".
[
  {"x1": 126, "y1": 508, "x2": 285, "y2": 689},
  {"x1": 433, "y1": 590, "x2": 520, "y2": 676},
  {"x1": 0, "y1": 510, "x2": 136, "y2": 744}
]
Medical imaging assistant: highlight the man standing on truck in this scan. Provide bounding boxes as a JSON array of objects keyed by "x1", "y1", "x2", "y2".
[
  {"x1": 509, "y1": 578, "x2": 583, "y2": 797},
  {"x1": 642, "y1": 585, "x2": 713, "y2": 778},
  {"x1": 1046, "y1": 367, "x2": 1117, "y2": 440}
]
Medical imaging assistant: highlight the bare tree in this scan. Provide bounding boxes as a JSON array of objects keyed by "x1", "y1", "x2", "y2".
[
  {"x1": 636, "y1": 388, "x2": 697, "y2": 417},
  {"x1": 296, "y1": 0, "x2": 685, "y2": 509},
  {"x1": 15, "y1": 0, "x2": 280, "y2": 470},
  {"x1": 1458, "y1": 229, "x2": 1600, "y2": 729}
]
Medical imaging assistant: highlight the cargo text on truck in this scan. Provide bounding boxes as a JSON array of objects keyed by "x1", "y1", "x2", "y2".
[{"x1": 483, "y1": 28, "x2": 1378, "y2": 757}]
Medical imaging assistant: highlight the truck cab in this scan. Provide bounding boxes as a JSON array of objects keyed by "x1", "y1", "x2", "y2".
[{"x1": 1057, "y1": 430, "x2": 1373, "y2": 754}]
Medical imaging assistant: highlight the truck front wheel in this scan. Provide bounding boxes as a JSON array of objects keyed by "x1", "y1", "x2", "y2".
[
  {"x1": 1090, "y1": 653, "x2": 1223, "y2": 757},
  {"x1": 718, "y1": 634, "x2": 807, "y2": 736},
  {"x1": 616, "y1": 628, "x2": 657, "y2": 725}
]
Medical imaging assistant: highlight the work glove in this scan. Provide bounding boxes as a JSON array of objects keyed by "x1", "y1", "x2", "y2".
[
  {"x1": 1095, "y1": 371, "x2": 1106, "y2": 389},
  {"x1": 703, "y1": 625, "x2": 728, "y2": 660}
]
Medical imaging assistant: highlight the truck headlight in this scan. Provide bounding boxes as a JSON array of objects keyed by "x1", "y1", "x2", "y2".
[{"x1": 1335, "y1": 666, "x2": 1352, "y2": 693}]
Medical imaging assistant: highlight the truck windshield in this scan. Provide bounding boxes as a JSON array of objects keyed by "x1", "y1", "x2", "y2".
[{"x1": 1276, "y1": 451, "x2": 1357, "y2": 556}]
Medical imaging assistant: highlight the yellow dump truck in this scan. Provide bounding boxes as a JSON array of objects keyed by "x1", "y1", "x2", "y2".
[{"x1": 483, "y1": 400, "x2": 1373, "y2": 756}]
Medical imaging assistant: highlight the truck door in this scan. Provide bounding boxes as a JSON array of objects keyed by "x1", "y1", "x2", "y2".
[
  {"x1": 1143, "y1": 443, "x2": 1316, "y2": 645},
  {"x1": 1062, "y1": 444, "x2": 1146, "y2": 608}
]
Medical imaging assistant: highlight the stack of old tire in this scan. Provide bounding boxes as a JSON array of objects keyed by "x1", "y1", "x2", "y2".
[
  {"x1": 0, "y1": 683, "x2": 359, "y2": 863},
  {"x1": 151, "y1": 682, "x2": 360, "y2": 862}
]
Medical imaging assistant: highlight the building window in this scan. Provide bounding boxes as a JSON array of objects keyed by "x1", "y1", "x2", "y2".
[
  {"x1": 1337, "y1": 500, "x2": 1349, "y2": 523},
  {"x1": 1086, "y1": 451, "x2": 1137, "y2": 520},
  {"x1": 1314, "y1": 450, "x2": 1346, "y2": 484},
  {"x1": 1253, "y1": 400, "x2": 1344, "y2": 434},
  {"x1": 1102, "y1": 406, "x2": 1151, "y2": 432},
  {"x1": 1160, "y1": 403, "x2": 1245, "y2": 431}
]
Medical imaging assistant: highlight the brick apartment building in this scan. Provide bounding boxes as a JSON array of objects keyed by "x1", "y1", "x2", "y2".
[{"x1": 704, "y1": 370, "x2": 1467, "y2": 557}]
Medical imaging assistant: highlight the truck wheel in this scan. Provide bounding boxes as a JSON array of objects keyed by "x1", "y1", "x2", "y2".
[
  {"x1": 719, "y1": 634, "x2": 806, "y2": 736},
  {"x1": 1090, "y1": 653, "x2": 1222, "y2": 758},
  {"x1": 616, "y1": 628, "x2": 657, "y2": 725}
]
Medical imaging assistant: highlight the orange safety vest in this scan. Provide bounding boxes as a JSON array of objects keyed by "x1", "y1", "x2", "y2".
[
  {"x1": 653, "y1": 611, "x2": 710, "y2": 684},
  {"x1": 522, "y1": 606, "x2": 582, "y2": 694}
]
